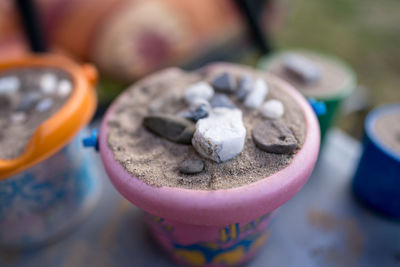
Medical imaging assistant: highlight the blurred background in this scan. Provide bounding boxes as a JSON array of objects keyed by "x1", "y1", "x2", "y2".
[{"x1": 1, "y1": 0, "x2": 399, "y2": 138}]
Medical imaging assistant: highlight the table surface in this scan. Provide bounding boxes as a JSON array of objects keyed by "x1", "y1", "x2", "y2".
[{"x1": 1, "y1": 129, "x2": 400, "y2": 267}]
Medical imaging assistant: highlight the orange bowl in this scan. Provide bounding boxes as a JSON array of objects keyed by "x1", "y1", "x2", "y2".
[{"x1": 0, "y1": 54, "x2": 97, "y2": 179}]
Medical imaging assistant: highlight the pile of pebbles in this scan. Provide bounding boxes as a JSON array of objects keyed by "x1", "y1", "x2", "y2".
[
  {"x1": 0, "y1": 68, "x2": 73, "y2": 160},
  {"x1": 143, "y1": 71, "x2": 299, "y2": 175},
  {"x1": 0, "y1": 71, "x2": 72, "y2": 124},
  {"x1": 282, "y1": 53, "x2": 321, "y2": 84}
]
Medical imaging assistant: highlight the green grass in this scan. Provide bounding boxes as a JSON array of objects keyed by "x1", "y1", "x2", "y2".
[{"x1": 273, "y1": 0, "x2": 400, "y2": 137}]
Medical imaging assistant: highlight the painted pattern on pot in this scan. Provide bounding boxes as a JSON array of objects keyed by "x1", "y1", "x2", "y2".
[
  {"x1": 147, "y1": 213, "x2": 272, "y2": 267},
  {"x1": 0, "y1": 131, "x2": 100, "y2": 248}
]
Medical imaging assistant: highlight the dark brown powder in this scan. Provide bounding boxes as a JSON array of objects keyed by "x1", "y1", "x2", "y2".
[{"x1": 107, "y1": 64, "x2": 307, "y2": 190}]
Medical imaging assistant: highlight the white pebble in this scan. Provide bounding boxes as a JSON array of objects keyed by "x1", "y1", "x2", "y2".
[
  {"x1": 40, "y1": 73, "x2": 57, "y2": 94},
  {"x1": 10, "y1": 112, "x2": 26, "y2": 123},
  {"x1": 283, "y1": 54, "x2": 321, "y2": 83},
  {"x1": 261, "y1": 100, "x2": 284, "y2": 119},
  {"x1": 0, "y1": 76, "x2": 20, "y2": 94},
  {"x1": 35, "y1": 98, "x2": 53, "y2": 112},
  {"x1": 57, "y1": 80, "x2": 72, "y2": 97},
  {"x1": 192, "y1": 108, "x2": 246, "y2": 163},
  {"x1": 190, "y1": 98, "x2": 211, "y2": 108},
  {"x1": 244, "y1": 78, "x2": 268, "y2": 109},
  {"x1": 184, "y1": 82, "x2": 214, "y2": 104}
]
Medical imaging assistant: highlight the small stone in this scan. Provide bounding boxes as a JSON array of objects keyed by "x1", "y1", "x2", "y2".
[
  {"x1": 283, "y1": 54, "x2": 321, "y2": 84},
  {"x1": 212, "y1": 72, "x2": 236, "y2": 93},
  {"x1": 261, "y1": 99, "x2": 285, "y2": 119},
  {"x1": 179, "y1": 159, "x2": 205, "y2": 174},
  {"x1": 252, "y1": 120, "x2": 298, "y2": 154},
  {"x1": 244, "y1": 78, "x2": 268, "y2": 109},
  {"x1": 57, "y1": 80, "x2": 72, "y2": 97},
  {"x1": 210, "y1": 94, "x2": 236, "y2": 109},
  {"x1": 16, "y1": 92, "x2": 42, "y2": 111},
  {"x1": 0, "y1": 95, "x2": 11, "y2": 110},
  {"x1": 35, "y1": 98, "x2": 54, "y2": 112},
  {"x1": 184, "y1": 82, "x2": 214, "y2": 104},
  {"x1": 189, "y1": 100, "x2": 210, "y2": 122},
  {"x1": 190, "y1": 105, "x2": 208, "y2": 122},
  {"x1": 178, "y1": 105, "x2": 209, "y2": 122},
  {"x1": 190, "y1": 98, "x2": 210, "y2": 107},
  {"x1": 40, "y1": 73, "x2": 58, "y2": 94},
  {"x1": 0, "y1": 76, "x2": 19, "y2": 94},
  {"x1": 237, "y1": 74, "x2": 253, "y2": 100},
  {"x1": 192, "y1": 108, "x2": 246, "y2": 163},
  {"x1": 10, "y1": 112, "x2": 27, "y2": 123},
  {"x1": 177, "y1": 99, "x2": 211, "y2": 122},
  {"x1": 143, "y1": 114, "x2": 195, "y2": 144}
]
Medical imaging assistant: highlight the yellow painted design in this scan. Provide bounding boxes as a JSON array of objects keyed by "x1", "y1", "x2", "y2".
[
  {"x1": 175, "y1": 250, "x2": 206, "y2": 266},
  {"x1": 219, "y1": 228, "x2": 228, "y2": 243},
  {"x1": 240, "y1": 223, "x2": 251, "y2": 233},
  {"x1": 230, "y1": 224, "x2": 237, "y2": 240},
  {"x1": 213, "y1": 246, "x2": 245, "y2": 265},
  {"x1": 249, "y1": 232, "x2": 269, "y2": 252},
  {"x1": 153, "y1": 216, "x2": 163, "y2": 223},
  {"x1": 201, "y1": 242, "x2": 220, "y2": 250}
]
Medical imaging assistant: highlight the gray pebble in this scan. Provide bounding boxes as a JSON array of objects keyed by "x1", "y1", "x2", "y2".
[
  {"x1": 210, "y1": 94, "x2": 236, "y2": 109},
  {"x1": 177, "y1": 106, "x2": 208, "y2": 122},
  {"x1": 178, "y1": 99, "x2": 210, "y2": 122},
  {"x1": 57, "y1": 80, "x2": 72, "y2": 97},
  {"x1": 35, "y1": 98, "x2": 54, "y2": 112},
  {"x1": 10, "y1": 112, "x2": 27, "y2": 124},
  {"x1": 0, "y1": 95, "x2": 11, "y2": 111},
  {"x1": 179, "y1": 159, "x2": 205, "y2": 174},
  {"x1": 283, "y1": 54, "x2": 321, "y2": 84},
  {"x1": 0, "y1": 76, "x2": 19, "y2": 94},
  {"x1": 237, "y1": 75, "x2": 253, "y2": 100},
  {"x1": 190, "y1": 104, "x2": 209, "y2": 122},
  {"x1": 143, "y1": 114, "x2": 195, "y2": 144},
  {"x1": 40, "y1": 73, "x2": 57, "y2": 94},
  {"x1": 16, "y1": 92, "x2": 42, "y2": 112},
  {"x1": 184, "y1": 82, "x2": 214, "y2": 104},
  {"x1": 212, "y1": 73, "x2": 236, "y2": 93},
  {"x1": 252, "y1": 120, "x2": 298, "y2": 154}
]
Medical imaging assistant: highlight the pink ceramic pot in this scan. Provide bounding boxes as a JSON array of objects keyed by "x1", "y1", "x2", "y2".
[{"x1": 99, "y1": 68, "x2": 320, "y2": 266}]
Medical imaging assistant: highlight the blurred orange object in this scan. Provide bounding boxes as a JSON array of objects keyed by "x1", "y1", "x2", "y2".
[
  {"x1": 0, "y1": 1, "x2": 29, "y2": 60},
  {"x1": 42, "y1": 0, "x2": 243, "y2": 81},
  {"x1": 0, "y1": 0, "x2": 280, "y2": 82}
]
